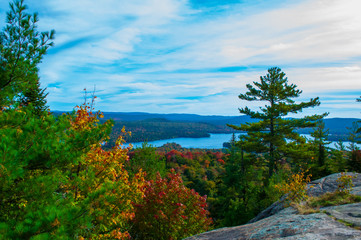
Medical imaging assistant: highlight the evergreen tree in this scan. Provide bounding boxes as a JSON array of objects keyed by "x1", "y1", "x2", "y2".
[
  {"x1": 229, "y1": 67, "x2": 327, "y2": 178},
  {"x1": 216, "y1": 136, "x2": 258, "y2": 226},
  {"x1": 127, "y1": 142, "x2": 166, "y2": 180},
  {"x1": 346, "y1": 121, "x2": 361, "y2": 172},
  {"x1": 347, "y1": 122, "x2": 360, "y2": 152},
  {"x1": 310, "y1": 120, "x2": 331, "y2": 178},
  {"x1": 328, "y1": 140, "x2": 347, "y2": 173},
  {"x1": 356, "y1": 96, "x2": 361, "y2": 134},
  {"x1": 0, "y1": 0, "x2": 54, "y2": 112}
]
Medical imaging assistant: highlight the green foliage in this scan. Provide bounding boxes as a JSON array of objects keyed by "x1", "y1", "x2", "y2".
[
  {"x1": 0, "y1": 104, "x2": 148, "y2": 239},
  {"x1": 309, "y1": 120, "x2": 331, "y2": 178},
  {"x1": 228, "y1": 67, "x2": 327, "y2": 178},
  {"x1": 215, "y1": 142, "x2": 257, "y2": 226},
  {"x1": 1, "y1": 104, "x2": 216, "y2": 239},
  {"x1": 3, "y1": 1, "x2": 361, "y2": 238},
  {"x1": 108, "y1": 119, "x2": 234, "y2": 145},
  {"x1": 336, "y1": 172, "x2": 356, "y2": 194},
  {"x1": 347, "y1": 150, "x2": 361, "y2": 173},
  {"x1": 214, "y1": 139, "x2": 285, "y2": 227},
  {"x1": 0, "y1": 0, "x2": 54, "y2": 113},
  {"x1": 345, "y1": 122, "x2": 361, "y2": 172},
  {"x1": 160, "y1": 147, "x2": 226, "y2": 199},
  {"x1": 132, "y1": 170, "x2": 212, "y2": 240},
  {"x1": 0, "y1": 108, "x2": 90, "y2": 239},
  {"x1": 347, "y1": 122, "x2": 360, "y2": 151},
  {"x1": 328, "y1": 141, "x2": 348, "y2": 173},
  {"x1": 127, "y1": 142, "x2": 166, "y2": 180},
  {"x1": 0, "y1": 2, "x2": 214, "y2": 238}
]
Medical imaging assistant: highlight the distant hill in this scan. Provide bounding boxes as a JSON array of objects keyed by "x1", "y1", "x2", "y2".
[
  {"x1": 53, "y1": 111, "x2": 360, "y2": 143},
  {"x1": 324, "y1": 118, "x2": 360, "y2": 135},
  {"x1": 101, "y1": 112, "x2": 256, "y2": 125},
  {"x1": 107, "y1": 117, "x2": 237, "y2": 145},
  {"x1": 102, "y1": 112, "x2": 359, "y2": 132},
  {"x1": 297, "y1": 118, "x2": 361, "y2": 141}
]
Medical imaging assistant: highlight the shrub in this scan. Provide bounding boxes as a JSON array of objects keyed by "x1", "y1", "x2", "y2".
[
  {"x1": 132, "y1": 170, "x2": 212, "y2": 240},
  {"x1": 275, "y1": 171, "x2": 312, "y2": 205},
  {"x1": 336, "y1": 172, "x2": 356, "y2": 194}
]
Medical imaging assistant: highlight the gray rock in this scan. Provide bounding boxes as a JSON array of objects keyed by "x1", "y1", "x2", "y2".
[
  {"x1": 323, "y1": 203, "x2": 361, "y2": 228},
  {"x1": 187, "y1": 209, "x2": 361, "y2": 239},
  {"x1": 308, "y1": 172, "x2": 361, "y2": 198},
  {"x1": 250, "y1": 172, "x2": 361, "y2": 223},
  {"x1": 186, "y1": 173, "x2": 361, "y2": 240}
]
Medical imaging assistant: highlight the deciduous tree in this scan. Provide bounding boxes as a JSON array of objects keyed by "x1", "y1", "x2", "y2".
[{"x1": 132, "y1": 170, "x2": 212, "y2": 240}]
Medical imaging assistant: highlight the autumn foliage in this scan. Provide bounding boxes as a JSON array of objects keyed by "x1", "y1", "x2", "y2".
[
  {"x1": 275, "y1": 171, "x2": 312, "y2": 205},
  {"x1": 69, "y1": 105, "x2": 147, "y2": 239},
  {"x1": 132, "y1": 170, "x2": 212, "y2": 240},
  {"x1": 0, "y1": 103, "x2": 213, "y2": 239}
]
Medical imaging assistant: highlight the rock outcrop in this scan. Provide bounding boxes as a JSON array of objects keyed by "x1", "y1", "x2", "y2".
[{"x1": 186, "y1": 173, "x2": 361, "y2": 240}]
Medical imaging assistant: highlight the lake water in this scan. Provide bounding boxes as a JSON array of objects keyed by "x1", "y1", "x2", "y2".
[
  {"x1": 124, "y1": 133, "x2": 361, "y2": 149},
  {"x1": 124, "y1": 133, "x2": 241, "y2": 149}
]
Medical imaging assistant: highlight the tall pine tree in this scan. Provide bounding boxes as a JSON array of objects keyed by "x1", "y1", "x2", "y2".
[
  {"x1": 0, "y1": 0, "x2": 54, "y2": 113},
  {"x1": 229, "y1": 67, "x2": 327, "y2": 178}
]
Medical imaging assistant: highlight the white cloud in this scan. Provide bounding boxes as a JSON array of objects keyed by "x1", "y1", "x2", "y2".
[
  {"x1": 1, "y1": 0, "x2": 360, "y2": 117},
  {"x1": 287, "y1": 66, "x2": 361, "y2": 93}
]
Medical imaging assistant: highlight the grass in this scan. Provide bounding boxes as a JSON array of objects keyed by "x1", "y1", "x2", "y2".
[
  {"x1": 292, "y1": 191, "x2": 361, "y2": 215},
  {"x1": 308, "y1": 191, "x2": 361, "y2": 208}
]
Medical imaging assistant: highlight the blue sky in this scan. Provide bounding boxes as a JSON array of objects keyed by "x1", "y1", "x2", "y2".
[{"x1": 1, "y1": 0, "x2": 361, "y2": 117}]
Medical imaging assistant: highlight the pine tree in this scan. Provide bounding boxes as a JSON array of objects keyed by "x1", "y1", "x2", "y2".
[
  {"x1": 0, "y1": 0, "x2": 54, "y2": 112},
  {"x1": 310, "y1": 120, "x2": 331, "y2": 178},
  {"x1": 329, "y1": 140, "x2": 347, "y2": 173},
  {"x1": 126, "y1": 142, "x2": 167, "y2": 180},
  {"x1": 345, "y1": 121, "x2": 361, "y2": 172},
  {"x1": 347, "y1": 122, "x2": 360, "y2": 152},
  {"x1": 356, "y1": 96, "x2": 361, "y2": 134},
  {"x1": 229, "y1": 67, "x2": 327, "y2": 178}
]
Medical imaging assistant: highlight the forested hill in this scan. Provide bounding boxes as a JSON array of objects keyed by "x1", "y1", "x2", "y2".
[
  {"x1": 101, "y1": 112, "x2": 255, "y2": 126},
  {"x1": 55, "y1": 111, "x2": 360, "y2": 132},
  {"x1": 102, "y1": 113, "x2": 253, "y2": 144},
  {"x1": 54, "y1": 111, "x2": 360, "y2": 143},
  {"x1": 99, "y1": 112, "x2": 360, "y2": 143},
  {"x1": 101, "y1": 112, "x2": 360, "y2": 132}
]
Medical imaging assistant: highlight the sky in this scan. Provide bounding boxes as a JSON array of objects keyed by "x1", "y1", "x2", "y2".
[{"x1": 1, "y1": 0, "x2": 361, "y2": 118}]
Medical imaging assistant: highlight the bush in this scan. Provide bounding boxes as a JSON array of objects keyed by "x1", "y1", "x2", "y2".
[
  {"x1": 132, "y1": 170, "x2": 212, "y2": 240},
  {"x1": 336, "y1": 172, "x2": 356, "y2": 194},
  {"x1": 275, "y1": 171, "x2": 312, "y2": 206}
]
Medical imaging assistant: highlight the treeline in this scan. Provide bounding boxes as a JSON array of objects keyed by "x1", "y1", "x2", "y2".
[
  {"x1": 107, "y1": 118, "x2": 235, "y2": 145},
  {"x1": 105, "y1": 116, "x2": 359, "y2": 146}
]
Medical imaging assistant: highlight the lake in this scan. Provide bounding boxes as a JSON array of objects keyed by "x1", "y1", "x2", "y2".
[
  {"x1": 124, "y1": 133, "x2": 361, "y2": 149},
  {"x1": 124, "y1": 133, "x2": 240, "y2": 149}
]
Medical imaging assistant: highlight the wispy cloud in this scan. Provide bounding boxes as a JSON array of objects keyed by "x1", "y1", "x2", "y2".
[{"x1": 0, "y1": 0, "x2": 360, "y2": 117}]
